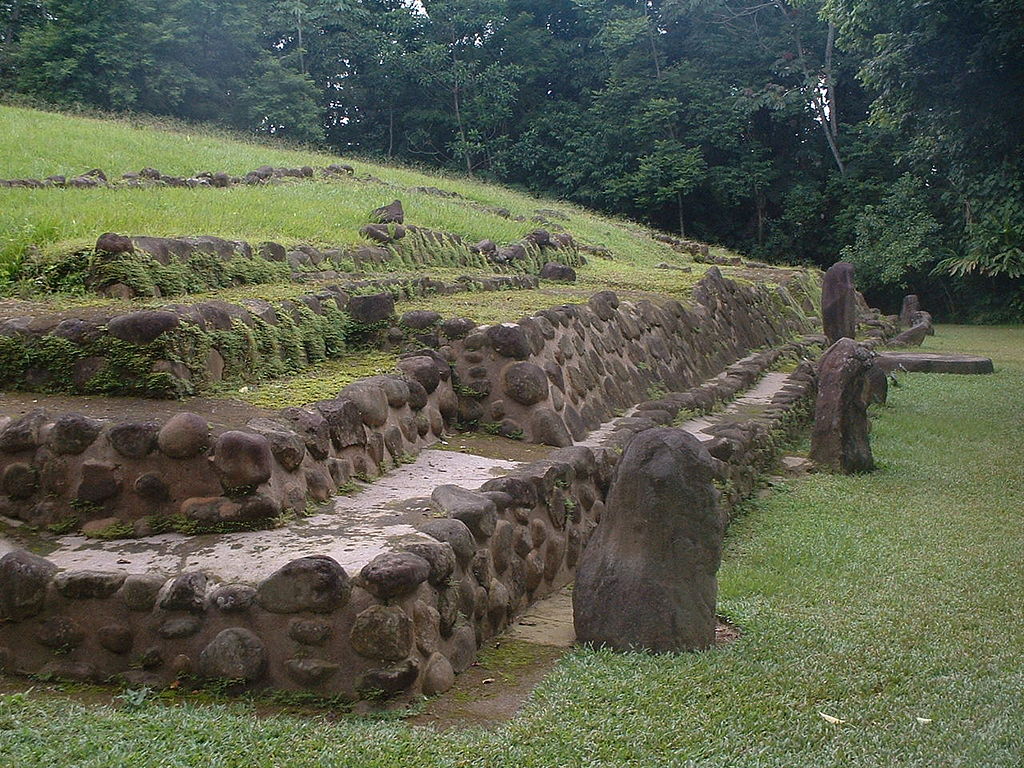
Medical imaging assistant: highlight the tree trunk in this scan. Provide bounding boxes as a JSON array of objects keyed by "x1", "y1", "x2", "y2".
[{"x1": 387, "y1": 105, "x2": 394, "y2": 160}]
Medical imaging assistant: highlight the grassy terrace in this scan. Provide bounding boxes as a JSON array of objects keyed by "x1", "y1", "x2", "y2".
[
  {"x1": 0, "y1": 104, "x2": 699, "y2": 279},
  {"x1": 1, "y1": 324, "x2": 1020, "y2": 766}
]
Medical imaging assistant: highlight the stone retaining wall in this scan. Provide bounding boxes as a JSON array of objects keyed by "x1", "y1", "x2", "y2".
[
  {"x1": 0, "y1": 268, "x2": 832, "y2": 701},
  {"x1": 0, "y1": 163, "x2": 354, "y2": 190},
  {"x1": 0, "y1": 353, "x2": 457, "y2": 533},
  {"x1": 0, "y1": 355, "x2": 817, "y2": 701},
  {"x1": 0, "y1": 274, "x2": 537, "y2": 399},
  {"x1": 449, "y1": 267, "x2": 818, "y2": 445}
]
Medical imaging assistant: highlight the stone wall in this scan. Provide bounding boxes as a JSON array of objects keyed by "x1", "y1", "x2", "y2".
[
  {"x1": 0, "y1": 274, "x2": 536, "y2": 399},
  {"x1": 449, "y1": 267, "x2": 817, "y2": 445},
  {"x1": 0, "y1": 443, "x2": 613, "y2": 700},
  {"x1": 0, "y1": 354, "x2": 457, "y2": 533},
  {"x1": 0, "y1": 356, "x2": 817, "y2": 701},
  {"x1": 0, "y1": 267, "x2": 825, "y2": 701}
]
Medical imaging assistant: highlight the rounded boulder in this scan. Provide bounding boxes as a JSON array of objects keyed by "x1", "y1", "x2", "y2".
[{"x1": 212, "y1": 431, "x2": 273, "y2": 490}]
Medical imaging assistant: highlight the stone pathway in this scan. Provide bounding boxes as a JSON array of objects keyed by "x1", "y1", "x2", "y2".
[
  {"x1": 6, "y1": 367, "x2": 798, "y2": 588},
  {"x1": 36, "y1": 449, "x2": 518, "y2": 583},
  {"x1": 677, "y1": 371, "x2": 790, "y2": 442}
]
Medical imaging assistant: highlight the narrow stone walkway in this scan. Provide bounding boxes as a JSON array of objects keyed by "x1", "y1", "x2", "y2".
[
  {"x1": 14, "y1": 367, "x2": 798, "y2": 586},
  {"x1": 678, "y1": 371, "x2": 790, "y2": 442},
  {"x1": 40, "y1": 449, "x2": 518, "y2": 583}
]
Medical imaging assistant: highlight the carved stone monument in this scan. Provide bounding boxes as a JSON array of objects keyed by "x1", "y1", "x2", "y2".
[
  {"x1": 573, "y1": 428, "x2": 723, "y2": 652},
  {"x1": 810, "y1": 338, "x2": 876, "y2": 473}
]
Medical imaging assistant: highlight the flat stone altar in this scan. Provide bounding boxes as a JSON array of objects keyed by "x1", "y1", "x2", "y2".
[{"x1": 876, "y1": 352, "x2": 994, "y2": 375}]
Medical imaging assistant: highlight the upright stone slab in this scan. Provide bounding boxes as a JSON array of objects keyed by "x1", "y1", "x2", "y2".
[
  {"x1": 573, "y1": 428, "x2": 723, "y2": 652},
  {"x1": 899, "y1": 295, "x2": 920, "y2": 328},
  {"x1": 810, "y1": 338, "x2": 875, "y2": 473},
  {"x1": 821, "y1": 261, "x2": 857, "y2": 345}
]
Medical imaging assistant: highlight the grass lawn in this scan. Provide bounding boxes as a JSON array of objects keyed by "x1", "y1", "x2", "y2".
[{"x1": 1, "y1": 325, "x2": 1021, "y2": 766}]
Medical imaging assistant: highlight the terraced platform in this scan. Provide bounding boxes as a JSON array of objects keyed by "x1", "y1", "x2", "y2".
[{"x1": 5, "y1": 105, "x2": 903, "y2": 708}]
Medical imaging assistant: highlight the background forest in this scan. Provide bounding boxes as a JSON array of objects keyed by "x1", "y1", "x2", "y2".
[{"x1": 1, "y1": 0, "x2": 1022, "y2": 319}]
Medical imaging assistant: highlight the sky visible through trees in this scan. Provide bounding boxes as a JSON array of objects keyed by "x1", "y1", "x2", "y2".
[{"x1": 1, "y1": 0, "x2": 1021, "y2": 319}]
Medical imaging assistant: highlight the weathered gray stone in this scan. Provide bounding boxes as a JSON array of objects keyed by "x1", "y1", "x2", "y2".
[
  {"x1": 158, "y1": 572, "x2": 208, "y2": 613},
  {"x1": 397, "y1": 356, "x2": 441, "y2": 394},
  {"x1": 486, "y1": 324, "x2": 532, "y2": 360},
  {"x1": 356, "y1": 658, "x2": 419, "y2": 697},
  {"x1": 199, "y1": 628, "x2": 266, "y2": 681},
  {"x1": 0, "y1": 410, "x2": 47, "y2": 453},
  {"x1": 479, "y1": 476, "x2": 538, "y2": 508},
  {"x1": 430, "y1": 485, "x2": 497, "y2": 538},
  {"x1": 285, "y1": 657, "x2": 340, "y2": 686},
  {"x1": 313, "y1": 399, "x2": 366, "y2": 448},
  {"x1": 36, "y1": 617, "x2": 84, "y2": 649},
  {"x1": 574, "y1": 428, "x2": 723, "y2": 652},
  {"x1": 54, "y1": 569, "x2": 126, "y2": 599},
  {"x1": 359, "y1": 552, "x2": 431, "y2": 599},
  {"x1": 448, "y1": 625, "x2": 477, "y2": 673},
  {"x1": 134, "y1": 473, "x2": 170, "y2": 502},
  {"x1": 372, "y1": 199, "x2": 404, "y2": 224},
  {"x1": 97, "y1": 624, "x2": 134, "y2": 654},
  {"x1": 350, "y1": 604, "x2": 414, "y2": 660},
  {"x1": 539, "y1": 262, "x2": 576, "y2": 282},
  {"x1": 810, "y1": 338, "x2": 876, "y2": 473},
  {"x1": 158, "y1": 616, "x2": 203, "y2": 639},
  {"x1": 530, "y1": 408, "x2": 573, "y2": 447},
  {"x1": 76, "y1": 460, "x2": 121, "y2": 503},
  {"x1": 401, "y1": 540, "x2": 456, "y2": 585},
  {"x1": 1, "y1": 462, "x2": 37, "y2": 499},
  {"x1": 862, "y1": 363, "x2": 888, "y2": 406},
  {"x1": 96, "y1": 232, "x2": 134, "y2": 254},
  {"x1": 212, "y1": 431, "x2": 274, "y2": 490},
  {"x1": 420, "y1": 518, "x2": 476, "y2": 565},
  {"x1": 107, "y1": 310, "x2": 179, "y2": 344},
  {"x1": 501, "y1": 361, "x2": 549, "y2": 406},
  {"x1": 401, "y1": 310, "x2": 441, "y2": 330},
  {"x1": 256, "y1": 556, "x2": 351, "y2": 613},
  {"x1": 108, "y1": 421, "x2": 159, "y2": 459},
  {"x1": 0, "y1": 550, "x2": 57, "y2": 620},
  {"x1": 821, "y1": 261, "x2": 857, "y2": 345},
  {"x1": 421, "y1": 652, "x2": 455, "y2": 696},
  {"x1": 337, "y1": 382, "x2": 390, "y2": 427},
  {"x1": 347, "y1": 293, "x2": 395, "y2": 325},
  {"x1": 118, "y1": 574, "x2": 165, "y2": 611},
  {"x1": 278, "y1": 407, "x2": 331, "y2": 460},
  {"x1": 890, "y1": 323, "x2": 929, "y2": 347},
  {"x1": 210, "y1": 585, "x2": 257, "y2": 613},
  {"x1": 158, "y1": 413, "x2": 210, "y2": 459},
  {"x1": 246, "y1": 418, "x2": 306, "y2": 471},
  {"x1": 288, "y1": 619, "x2": 332, "y2": 646},
  {"x1": 49, "y1": 414, "x2": 103, "y2": 455},
  {"x1": 875, "y1": 352, "x2": 994, "y2": 375},
  {"x1": 899, "y1": 294, "x2": 920, "y2": 328}
]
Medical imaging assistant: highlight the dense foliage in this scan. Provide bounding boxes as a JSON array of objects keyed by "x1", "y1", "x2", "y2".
[{"x1": 1, "y1": 0, "x2": 1021, "y2": 318}]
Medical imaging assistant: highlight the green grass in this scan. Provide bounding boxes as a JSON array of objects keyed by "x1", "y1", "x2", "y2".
[
  {"x1": 2, "y1": 325, "x2": 1022, "y2": 766},
  {"x1": 0, "y1": 104, "x2": 694, "y2": 283},
  {"x1": 223, "y1": 349, "x2": 399, "y2": 408}
]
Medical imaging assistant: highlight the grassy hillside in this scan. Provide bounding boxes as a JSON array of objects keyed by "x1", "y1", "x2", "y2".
[{"x1": 0, "y1": 104, "x2": 712, "y2": 287}]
